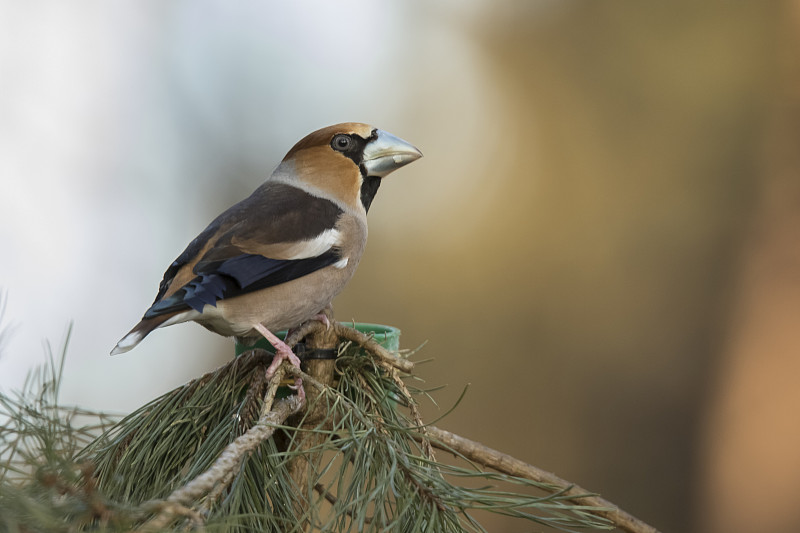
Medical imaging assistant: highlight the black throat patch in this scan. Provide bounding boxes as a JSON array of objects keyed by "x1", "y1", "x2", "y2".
[{"x1": 360, "y1": 175, "x2": 382, "y2": 213}]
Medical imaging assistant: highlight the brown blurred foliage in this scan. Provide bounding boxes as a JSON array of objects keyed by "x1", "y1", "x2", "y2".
[{"x1": 336, "y1": 3, "x2": 798, "y2": 532}]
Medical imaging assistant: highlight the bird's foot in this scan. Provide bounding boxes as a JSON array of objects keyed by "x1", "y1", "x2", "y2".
[
  {"x1": 285, "y1": 311, "x2": 333, "y2": 340},
  {"x1": 253, "y1": 323, "x2": 304, "y2": 401},
  {"x1": 286, "y1": 378, "x2": 305, "y2": 403},
  {"x1": 262, "y1": 339, "x2": 302, "y2": 379},
  {"x1": 310, "y1": 313, "x2": 331, "y2": 329}
]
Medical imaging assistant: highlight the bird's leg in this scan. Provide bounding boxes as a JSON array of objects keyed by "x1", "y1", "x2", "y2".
[{"x1": 252, "y1": 323, "x2": 304, "y2": 400}]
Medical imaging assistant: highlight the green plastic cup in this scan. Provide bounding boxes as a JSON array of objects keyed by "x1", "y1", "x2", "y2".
[
  {"x1": 234, "y1": 323, "x2": 401, "y2": 399},
  {"x1": 234, "y1": 322, "x2": 400, "y2": 357}
]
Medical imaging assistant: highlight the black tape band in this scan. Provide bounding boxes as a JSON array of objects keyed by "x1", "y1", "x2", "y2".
[
  {"x1": 246, "y1": 342, "x2": 338, "y2": 362},
  {"x1": 302, "y1": 348, "x2": 338, "y2": 361}
]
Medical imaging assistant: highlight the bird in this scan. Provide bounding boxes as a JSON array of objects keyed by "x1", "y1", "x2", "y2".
[{"x1": 111, "y1": 122, "x2": 422, "y2": 387}]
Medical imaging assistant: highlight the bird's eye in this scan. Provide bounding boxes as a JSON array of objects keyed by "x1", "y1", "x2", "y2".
[{"x1": 331, "y1": 134, "x2": 352, "y2": 152}]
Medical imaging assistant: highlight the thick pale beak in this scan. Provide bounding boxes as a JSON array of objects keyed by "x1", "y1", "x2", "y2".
[{"x1": 362, "y1": 130, "x2": 423, "y2": 178}]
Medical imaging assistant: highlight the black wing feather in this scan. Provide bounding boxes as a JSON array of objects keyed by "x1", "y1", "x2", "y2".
[
  {"x1": 143, "y1": 182, "x2": 344, "y2": 318},
  {"x1": 144, "y1": 249, "x2": 341, "y2": 318}
]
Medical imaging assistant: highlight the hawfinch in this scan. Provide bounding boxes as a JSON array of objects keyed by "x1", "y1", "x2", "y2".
[{"x1": 111, "y1": 123, "x2": 421, "y2": 377}]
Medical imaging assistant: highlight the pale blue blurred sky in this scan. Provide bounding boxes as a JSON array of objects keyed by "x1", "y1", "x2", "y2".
[{"x1": 0, "y1": 1, "x2": 516, "y2": 410}]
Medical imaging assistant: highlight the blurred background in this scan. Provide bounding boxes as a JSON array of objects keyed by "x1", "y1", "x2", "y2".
[{"x1": 2, "y1": 2, "x2": 799, "y2": 532}]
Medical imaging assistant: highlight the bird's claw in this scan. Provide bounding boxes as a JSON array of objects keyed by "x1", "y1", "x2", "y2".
[
  {"x1": 311, "y1": 313, "x2": 331, "y2": 330},
  {"x1": 287, "y1": 377, "x2": 306, "y2": 402}
]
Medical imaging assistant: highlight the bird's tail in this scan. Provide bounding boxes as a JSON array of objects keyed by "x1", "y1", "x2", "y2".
[{"x1": 110, "y1": 315, "x2": 174, "y2": 355}]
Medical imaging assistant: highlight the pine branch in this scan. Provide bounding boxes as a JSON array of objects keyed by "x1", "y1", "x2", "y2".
[
  {"x1": 285, "y1": 309, "x2": 339, "y2": 529},
  {"x1": 0, "y1": 321, "x2": 662, "y2": 533}
]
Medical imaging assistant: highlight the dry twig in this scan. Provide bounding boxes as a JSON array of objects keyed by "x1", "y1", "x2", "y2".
[
  {"x1": 333, "y1": 322, "x2": 414, "y2": 372},
  {"x1": 423, "y1": 426, "x2": 661, "y2": 533}
]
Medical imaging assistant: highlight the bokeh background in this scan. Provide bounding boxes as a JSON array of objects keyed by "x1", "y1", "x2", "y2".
[{"x1": 2, "y1": 2, "x2": 800, "y2": 532}]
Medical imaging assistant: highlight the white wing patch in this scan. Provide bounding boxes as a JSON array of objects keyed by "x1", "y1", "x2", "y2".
[
  {"x1": 275, "y1": 228, "x2": 342, "y2": 260},
  {"x1": 333, "y1": 257, "x2": 349, "y2": 269}
]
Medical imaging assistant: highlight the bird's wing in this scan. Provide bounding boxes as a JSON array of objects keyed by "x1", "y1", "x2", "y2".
[{"x1": 144, "y1": 182, "x2": 344, "y2": 318}]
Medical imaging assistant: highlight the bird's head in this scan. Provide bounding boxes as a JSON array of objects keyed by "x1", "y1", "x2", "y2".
[{"x1": 278, "y1": 123, "x2": 422, "y2": 213}]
